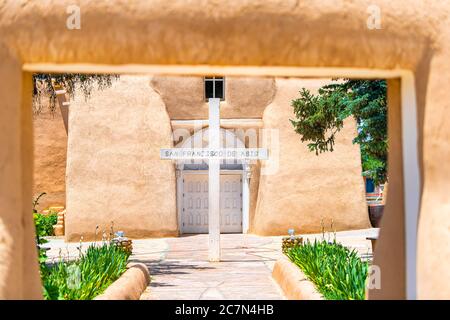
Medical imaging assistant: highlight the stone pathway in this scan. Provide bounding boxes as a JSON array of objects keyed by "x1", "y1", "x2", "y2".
[{"x1": 135, "y1": 234, "x2": 286, "y2": 300}]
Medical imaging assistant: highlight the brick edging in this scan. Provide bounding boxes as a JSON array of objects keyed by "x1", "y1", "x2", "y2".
[
  {"x1": 272, "y1": 256, "x2": 324, "y2": 300},
  {"x1": 94, "y1": 262, "x2": 150, "y2": 300}
]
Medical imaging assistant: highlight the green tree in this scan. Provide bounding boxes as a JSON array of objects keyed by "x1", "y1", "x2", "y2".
[
  {"x1": 290, "y1": 79, "x2": 387, "y2": 186},
  {"x1": 33, "y1": 73, "x2": 118, "y2": 114}
]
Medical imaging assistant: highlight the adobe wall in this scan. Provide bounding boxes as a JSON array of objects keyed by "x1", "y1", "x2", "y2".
[
  {"x1": 151, "y1": 76, "x2": 276, "y2": 119},
  {"x1": 32, "y1": 104, "x2": 67, "y2": 211},
  {"x1": 65, "y1": 76, "x2": 177, "y2": 241},
  {"x1": 64, "y1": 75, "x2": 366, "y2": 238},
  {"x1": 369, "y1": 79, "x2": 406, "y2": 299},
  {"x1": 416, "y1": 34, "x2": 450, "y2": 300},
  {"x1": 253, "y1": 79, "x2": 370, "y2": 234},
  {"x1": 0, "y1": 43, "x2": 42, "y2": 298}
]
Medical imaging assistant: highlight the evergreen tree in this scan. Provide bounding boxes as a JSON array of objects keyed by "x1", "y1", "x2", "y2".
[{"x1": 291, "y1": 80, "x2": 387, "y2": 186}]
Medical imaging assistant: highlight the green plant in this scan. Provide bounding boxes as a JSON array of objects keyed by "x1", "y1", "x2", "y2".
[
  {"x1": 34, "y1": 213, "x2": 55, "y2": 274},
  {"x1": 36, "y1": 240, "x2": 49, "y2": 276},
  {"x1": 34, "y1": 212, "x2": 58, "y2": 237},
  {"x1": 42, "y1": 243, "x2": 130, "y2": 300},
  {"x1": 33, "y1": 193, "x2": 52, "y2": 274},
  {"x1": 291, "y1": 80, "x2": 387, "y2": 186},
  {"x1": 286, "y1": 239, "x2": 369, "y2": 300}
]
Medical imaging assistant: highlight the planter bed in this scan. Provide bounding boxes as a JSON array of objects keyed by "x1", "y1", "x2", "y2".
[
  {"x1": 272, "y1": 256, "x2": 323, "y2": 300},
  {"x1": 41, "y1": 243, "x2": 137, "y2": 300},
  {"x1": 274, "y1": 239, "x2": 368, "y2": 300},
  {"x1": 94, "y1": 262, "x2": 150, "y2": 300}
]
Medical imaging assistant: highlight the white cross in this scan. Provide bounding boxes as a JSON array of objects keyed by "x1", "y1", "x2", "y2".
[{"x1": 160, "y1": 98, "x2": 268, "y2": 261}]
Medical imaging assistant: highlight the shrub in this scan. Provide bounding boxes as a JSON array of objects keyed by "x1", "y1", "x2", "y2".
[
  {"x1": 33, "y1": 192, "x2": 58, "y2": 238},
  {"x1": 34, "y1": 212, "x2": 58, "y2": 237},
  {"x1": 42, "y1": 243, "x2": 130, "y2": 300},
  {"x1": 33, "y1": 211, "x2": 55, "y2": 275},
  {"x1": 286, "y1": 239, "x2": 368, "y2": 300}
]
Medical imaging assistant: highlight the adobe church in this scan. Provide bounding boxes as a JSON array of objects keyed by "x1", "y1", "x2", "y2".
[{"x1": 33, "y1": 75, "x2": 370, "y2": 241}]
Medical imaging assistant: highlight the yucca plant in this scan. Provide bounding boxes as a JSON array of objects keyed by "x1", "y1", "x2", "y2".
[
  {"x1": 286, "y1": 239, "x2": 368, "y2": 300},
  {"x1": 42, "y1": 243, "x2": 130, "y2": 300}
]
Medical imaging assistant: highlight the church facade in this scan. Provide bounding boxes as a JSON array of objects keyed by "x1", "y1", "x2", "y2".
[{"x1": 34, "y1": 75, "x2": 370, "y2": 241}]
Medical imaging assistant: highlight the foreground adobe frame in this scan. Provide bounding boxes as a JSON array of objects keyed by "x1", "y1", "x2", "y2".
[
  {"x1": 1, "y1": 0, "x2": 448, "y2": 299},
  {"x1": 0, "y1": 63, "x2": 421, "y2": 300}
]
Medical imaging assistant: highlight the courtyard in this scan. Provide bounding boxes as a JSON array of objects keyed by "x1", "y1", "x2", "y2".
[{"x1": 42, "y1": 229, "x2": 377, "y2": 300}]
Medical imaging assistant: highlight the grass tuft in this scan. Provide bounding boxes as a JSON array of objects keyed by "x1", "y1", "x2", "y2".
[
  {"x1": 42, "y1": 243, "x2": 130, "y2": 300},
  {"x1": 286, "y1": 239, "x2": 368, "y2": 300}
]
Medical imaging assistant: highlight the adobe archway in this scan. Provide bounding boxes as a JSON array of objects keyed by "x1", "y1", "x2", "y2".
[{"x1": 0, "y1": 0, "x2": 448, "y2": 299}]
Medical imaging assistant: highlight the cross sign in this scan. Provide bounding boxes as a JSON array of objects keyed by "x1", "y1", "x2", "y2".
[{"x1": 161, "y1": 99, "x2": 268, "y2": 261}]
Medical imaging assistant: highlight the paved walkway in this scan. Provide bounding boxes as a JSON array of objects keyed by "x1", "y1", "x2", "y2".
[
  {"x1": 42, "y1": 228, "x2": 378, "y2": 300},
  {"x1": 135, "y1": 234, "x2": 286, "y2": 300}
]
